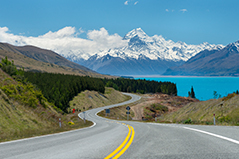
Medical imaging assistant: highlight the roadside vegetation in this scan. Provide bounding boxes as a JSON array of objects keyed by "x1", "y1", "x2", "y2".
[
  {"x1": 160, "y1": 93, "x2": 239, "y2": 125},
  {"x1": 100, "y1": 92, "x2": 239, "y2": 126},
  {"x1": 0, "y1": 57, "x2": 92, "y2": 142}
]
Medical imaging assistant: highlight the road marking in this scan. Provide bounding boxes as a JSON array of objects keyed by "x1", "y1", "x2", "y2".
[
  {"x1": 104, "y1": 124, "x2": 135, "y2": 159},
  {"x1": 184, "y1": 127, "x2": 239, "y2": 145}
]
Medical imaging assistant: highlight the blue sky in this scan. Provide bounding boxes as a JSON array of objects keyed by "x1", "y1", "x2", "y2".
[{"x1": 0, "y1": 0, "x2": 239, "y2": 45}]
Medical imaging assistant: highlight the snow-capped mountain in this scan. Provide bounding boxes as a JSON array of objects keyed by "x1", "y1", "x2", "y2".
[
  {"x1": 65, "y1": 28, "x2": 224, "y2": 75},
  {"x1": 163, "y1": 40, "x2": 239, "y2": 76}
]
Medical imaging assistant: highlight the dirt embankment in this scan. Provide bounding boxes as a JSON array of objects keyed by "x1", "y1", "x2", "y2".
[{"x1": 131, "y1": 93, "x2": 199, "y2": 121}]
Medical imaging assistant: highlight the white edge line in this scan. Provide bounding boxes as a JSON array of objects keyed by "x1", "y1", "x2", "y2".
[
  {"x1": 183, "y1": 126, "x2": 239, "y2": 145},
  {"x1": 0, "y1": 113, "x2": 96, "y2": 145}
]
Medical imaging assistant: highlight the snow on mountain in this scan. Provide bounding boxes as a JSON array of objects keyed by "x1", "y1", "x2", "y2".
[
  {"x1": 64, "y1": 28, "x2": 224, "y2": 63},
  {"x1": 163, "y1": 40, "x2": 239, "y2": 76}
]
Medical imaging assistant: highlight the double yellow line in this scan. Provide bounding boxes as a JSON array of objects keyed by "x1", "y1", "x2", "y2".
[{"x1": 104, "y1": 124, "x2": 135, "y2": 159}]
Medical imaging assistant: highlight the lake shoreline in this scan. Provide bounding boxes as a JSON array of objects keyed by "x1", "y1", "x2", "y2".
[
  {"x1": 135, "y1": 77, "x2": 239, "y2": 101},
  {"x1": 132, "y1": 75, "x2": 238, "y2": 78}
]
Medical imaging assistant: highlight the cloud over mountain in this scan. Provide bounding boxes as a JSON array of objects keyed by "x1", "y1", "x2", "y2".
[{"x1": 0, "y1": 26, "x2": 127, "y2": 58}]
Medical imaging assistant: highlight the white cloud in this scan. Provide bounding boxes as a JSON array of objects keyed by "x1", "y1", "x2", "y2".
[
  {"x1": 40, "y1": 27, "x2": 77, "y2": 39},
  {"x1": 0, "y1": 26, "x2": 128, "y2": 60},
  {"x1": 124, "y1": 0, "x2": 138, "y2": 6},
  {"x1": 180, "y1": 9, "x2": 187, "y2": 13},
  {"x1": 165, "y1": 9, "x2": 169, "y2": 12},
  {"x1": 87, "y1": 28, "x2": 127, "y2": 50},
  {"x1": 79, "y1": 28, "x2": 84, "y2": 35}
]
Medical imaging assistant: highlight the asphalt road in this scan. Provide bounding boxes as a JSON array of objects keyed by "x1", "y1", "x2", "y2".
[{"x1": 1, "y1": 93, "x2": 239, "y2": 159}]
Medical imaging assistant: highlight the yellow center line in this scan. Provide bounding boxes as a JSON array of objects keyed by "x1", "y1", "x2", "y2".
[
  {"x1": 112, "y1": 125, "x2": 135, "y2": 159},
  {"x1": 104, "y1": 124, "x2": 135, "y2": 159}
]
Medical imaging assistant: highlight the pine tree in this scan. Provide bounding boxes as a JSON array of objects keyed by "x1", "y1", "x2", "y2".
[
  {"x1": 189, "y1": 86, "x2": 196, "y2": 98},
  {"x1": 191, "y1": 86, "x2": 195, "y2": 98}
]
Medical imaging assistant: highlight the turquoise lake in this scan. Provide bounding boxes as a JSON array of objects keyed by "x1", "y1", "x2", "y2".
[{"x1": 136, "y1": 77, "x2": 239, "y2": 101}]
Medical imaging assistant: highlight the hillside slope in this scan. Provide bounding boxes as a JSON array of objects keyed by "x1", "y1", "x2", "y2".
[
  {"x1": 160, "y1": 94, "x2": 239, "y2": 125},
  {"x1": 69, "y1": 87, "x2": 131, "y2": 112},
  {"x1": 0, "y1": 42, "x2": 93, "y2": 72},
  {"x1": 0, "y1": 43, "x2": 113, "y2": 78},
  {"x1": 0, "y1": 69, "x2": 91, "y2": 142}
]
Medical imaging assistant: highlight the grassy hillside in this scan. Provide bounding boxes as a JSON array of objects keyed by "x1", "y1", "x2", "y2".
[
  {"x1": 160, "y1": 93, "x2": 239, "y2": 125},
  {"x1": 69, "y1": 87, "x2": 131, "y2": 112},
  {"x1": 0, "y1": 69, "x2": 92, "y2": 142},
  {"x1": 0, "y1": 43, "x2": 113, "y2": 78}
]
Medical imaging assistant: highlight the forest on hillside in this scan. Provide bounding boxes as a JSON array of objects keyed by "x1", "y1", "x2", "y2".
[{"x1": 24, "y1": 72, "x2": 105, "y2": 112}]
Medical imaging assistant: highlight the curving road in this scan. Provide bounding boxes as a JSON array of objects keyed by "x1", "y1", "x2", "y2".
[{"x1": 1, "y1": 93, "x2": 239, "y2": 159}]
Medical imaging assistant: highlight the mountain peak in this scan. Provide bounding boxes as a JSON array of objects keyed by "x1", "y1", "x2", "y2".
[
  {"x1": 226, "y1": 40, "x2": 239, "y2": 52},
  {"x1": 123, "y1": 28, "x2": 148, "y2": 40}
]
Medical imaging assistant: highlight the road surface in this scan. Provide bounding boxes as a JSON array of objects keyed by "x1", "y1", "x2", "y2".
[{"x1": 1, "y1": 93, "x2": 239, "y2": 159}]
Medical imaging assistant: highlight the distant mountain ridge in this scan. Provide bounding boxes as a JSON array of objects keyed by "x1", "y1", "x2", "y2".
[
  {"x1": 163, "y1": 40, "x2": 239, "y2": 76},
  {"x1": 0, "y1": 42, "x2": 113, "y2": 78},
  {"x1": 0, "y1": 43, "x2": 94, "y2": 72},
  {"x1": 64, "y1": 28, "x2": 224, "y2": 75}
]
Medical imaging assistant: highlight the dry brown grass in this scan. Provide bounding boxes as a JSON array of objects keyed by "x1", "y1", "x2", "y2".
[
  {"x1": 160, "y1": 94, "x2": 239, "y2": 125},
  {"x1": 0, "y1": 49, "x2": 114, "y2": 78}
]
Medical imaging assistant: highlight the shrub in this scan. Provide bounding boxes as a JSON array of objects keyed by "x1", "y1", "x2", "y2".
[
  {"x1": 218, "y1": 116, "x2": 232, "y2": 123},
  {"x1": 68, "y1": 121, "x2": 75, "y2": 125},
  {"x1": 1, "y1": 82, "x2": 47, "y2": 109},
  {"x1": 222, "y1": 93, "x2": 237, "y2": 101},
  {"x1": 183, "y1": 118, "x2": 192, "y2": 124},
  {"x1": 151, "y1": 103, "x2": 168, "y2": 112}
]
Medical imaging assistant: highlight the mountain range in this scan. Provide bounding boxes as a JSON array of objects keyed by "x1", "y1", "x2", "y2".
[
  {"x1": 163, "y1": 40, "x2": 239, "y2": 76},
  {"x1": 63, "y1": 28, "x2": 224, "y2": 75}
]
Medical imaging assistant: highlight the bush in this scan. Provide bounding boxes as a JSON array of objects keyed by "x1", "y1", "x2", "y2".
[
  {"x1": 68, "y1": 121, "x2": 75, "y2": 125},
  {"x1": 222, "y1": 93, "x2": 237, "y2": 101},
  {"x1": 1, "y1": 82, "x2": 47, "y2": 109},
  {"x1": 183, "y1": 118, "x2": 192, "y2": 124},
  {"x1": 218, "y1": 116, "x2": 232, "y2": 123},
  {"x1": 151, "y1": 103, "x2": 168, "y2": 112}
]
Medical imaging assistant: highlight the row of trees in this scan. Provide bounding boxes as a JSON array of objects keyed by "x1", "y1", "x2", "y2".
[{"x1": 103, "y1": 78, "x2": 177, "y2": 95}]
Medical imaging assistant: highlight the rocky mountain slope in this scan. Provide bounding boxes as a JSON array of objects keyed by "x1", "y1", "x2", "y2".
[
  {"x1": 163, "y1": 40, "x2": 239, "y2": 76},
  {"x1": 66, "y1": 28, "x2": 224, "y2": 75}
]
